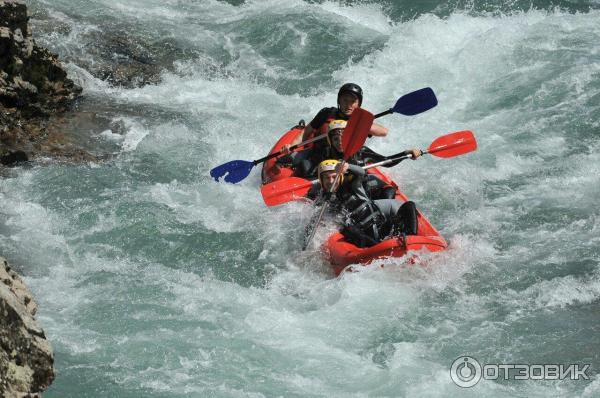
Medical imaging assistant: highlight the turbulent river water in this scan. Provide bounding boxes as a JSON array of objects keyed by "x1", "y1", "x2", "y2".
[{"x1": 2, "y1": 0, "x2": 600, "y2": 396}]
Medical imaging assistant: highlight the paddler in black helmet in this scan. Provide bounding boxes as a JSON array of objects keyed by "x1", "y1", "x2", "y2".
[
  {"x1": 280, "y1": 83, "x2": 422, "y2": 181},
  {"x1": 280, "y1": 83, "x2": 388, "y2": 158},
  {"x1": 307, "y1": 159, "x2": 419, "y2": 248}
]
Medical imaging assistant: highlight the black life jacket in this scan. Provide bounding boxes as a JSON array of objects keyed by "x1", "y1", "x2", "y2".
[{"x1": 329, "y1": 177, "x2": 383, "y2": 243}]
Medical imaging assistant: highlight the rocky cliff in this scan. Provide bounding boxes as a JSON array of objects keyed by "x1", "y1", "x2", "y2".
[
  {"x1": 0, "y1": 257, "x2": 54, "y2": 398},
  {"x1": 1, "y1": 0, "x2": 75, "y2": 395}
]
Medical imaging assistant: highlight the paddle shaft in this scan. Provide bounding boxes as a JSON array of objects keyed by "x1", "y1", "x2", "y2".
[
  {"x1": 302, "y1": 133, "x2": 476, "y2": 184},
  {"x1": 302, "y1": 201, "x2": 328, "y2": 250},
  {"x1": 365, "y1": 154, "x2": 413, "y2": 168},
  {"x1": 373, "y1": 109, "x2": 393, "y2": 118},
  {"x1": 254, "y1": 133, "x2": 327, "y2": 164},
  {"x1": 211, "y1": 87, "x2": 438, "y2": 183},
  {"x1": 357, "y1": 141, "x2": 465, "y2": 168}
]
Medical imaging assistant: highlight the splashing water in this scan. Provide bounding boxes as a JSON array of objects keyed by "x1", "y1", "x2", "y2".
[{"x1": 2, "y1": 0, "x2": 599, "y2": 396}]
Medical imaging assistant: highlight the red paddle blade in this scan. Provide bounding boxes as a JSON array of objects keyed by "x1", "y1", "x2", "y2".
[
  {"x1": 342, "y1": 108, "x2": 374, "y2": 160},
  {"x1": 427, "y1": 130, "x2": 477, "y2": 158},
  {"x1": 261, "y1": 177, "x2": 314, "y2": 207}
]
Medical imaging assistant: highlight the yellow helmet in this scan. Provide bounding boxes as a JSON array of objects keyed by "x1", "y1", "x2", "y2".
[
  {"x1": 328, "y1": 119, "x2": 347, "y2": 134},
  {"x1": 317, "y1": 159, "x2": 343, "y2": 186},
  {"x1": 327, "y1": 119, "x2": 346, "y2": 147}
]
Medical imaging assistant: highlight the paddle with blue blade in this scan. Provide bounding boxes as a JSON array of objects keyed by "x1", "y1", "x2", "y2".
[
  {"x1": 261, "y1": 130, "x2": 477, "y2": 207},
  {"x1": 302, "y1": 108, "x2": 374, "y2": 250},
  {"x1": 374, "y1": 87, "x2": 437, "y2": 118},
  {"x1": 209, "y1": 132, "x2": 328, "y2": 184},
  {"x1": 209, "y1": 87, "x2": 438, "y2": 184}
]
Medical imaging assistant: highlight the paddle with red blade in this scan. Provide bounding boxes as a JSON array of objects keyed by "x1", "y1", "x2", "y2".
[
  {"x1": 210, "y1": 87, "x2": 437, "y2": 184},
  {"x1": 302, "y1": 109, "x2": 374, "y2": 250},
  {"x1": 424, "y1": 130, "x2": 476, "y2": 157},
  {"x1": 262, "y1": 130, "x2": 477, "y2": 207}
]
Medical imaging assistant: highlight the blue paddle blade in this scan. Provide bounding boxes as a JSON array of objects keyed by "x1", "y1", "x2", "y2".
[
  {"x1": 392, "y1": 87, "x2": 438, "y2": 116},
  {"x1": 210, "y1": 160, "x2": 255, "y2": 183}
]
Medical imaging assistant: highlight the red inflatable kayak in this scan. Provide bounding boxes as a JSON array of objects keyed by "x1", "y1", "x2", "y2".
[{"x1": 261, "y1": 126, "x2": 447, "y2": 275}]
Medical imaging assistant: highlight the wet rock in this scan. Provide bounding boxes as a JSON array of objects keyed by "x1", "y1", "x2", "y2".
[
  {"x1": 87, "y1": 30, "x2": 163, "y2": 88},
  {"x1": 1, "y1": 0, "x2": 92, "y2": 163},
  {"x1": 75, "y1": 28, "x2": 197, "y2": 88},
  {"x1": 0, "y1": 149, "x2": 27, "y2": 165},
  {"x1": 0, "y1": 257, "x2": 54, "y2": 398}
]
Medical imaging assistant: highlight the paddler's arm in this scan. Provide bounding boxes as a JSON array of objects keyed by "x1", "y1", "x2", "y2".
[
  {"x1": 347, "y1": 163, "x2": 369, "y2": 194},
  {"x1": 334, "y1": 162, "x2": 366, "y2": 191},
  {"x1": 294, "y1": 124, "x2": 316, "y2": 145},
  {"x1": 356, "y1": 146, "x2": 387, "y2": 164},
  {"x1": 282, "y1": 124, "x2": 316, "y2": 154},
  {"x1": 346, "y1": 163, "x2": 366, "y2": 178},
  {"x1": 369, "y1": 123, "x2": 388, "y2": 137},
  {"x1": 392, "y1": 149, "x2": 422, "y2": 160},
  {"x1": 360, "y1": 147, "x2": 424, "y2": 168},
  {"x1": 284, "y1": 108, "x2": 332, "y2": 153}
]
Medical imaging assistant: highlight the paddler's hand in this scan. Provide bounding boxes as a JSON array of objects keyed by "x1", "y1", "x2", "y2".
[
  {"x1": 334, "y1": 162, "x2": 349, "y2": 174},
  {"x1": 281, "y1": 144, "x2": 293, "y2": 155},
  {"x1": 409, "y1": 149, "x2": 422, "y2": 160}
]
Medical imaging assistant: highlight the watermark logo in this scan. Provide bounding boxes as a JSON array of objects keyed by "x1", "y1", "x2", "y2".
[
  {"x1": 450, "y1": 356, "x2": 482, "y2": 387},
  {"x1": 450, "y1": 356, "x2": 591, "y2": 387}
]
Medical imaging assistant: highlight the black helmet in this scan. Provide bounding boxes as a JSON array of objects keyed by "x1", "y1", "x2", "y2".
[{"x1": 338, "y1": 83, "x2": 363, "y2": 106}]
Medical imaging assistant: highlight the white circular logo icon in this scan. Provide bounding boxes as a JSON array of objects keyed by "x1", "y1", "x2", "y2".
[{"x1": 450, "y1": 356, "x2": 482, "y2": 388}]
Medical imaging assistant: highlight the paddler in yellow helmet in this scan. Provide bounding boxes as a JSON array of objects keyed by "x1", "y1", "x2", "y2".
[
  {"x1": 281, "y1": 119, "x2": 347, "y2": 179},
  {"x1": 306, "y1": 159, "x2": 419, "y2": 248},
  {"x1": 315, "y1": 158, "x2": 347, "y2": 193}
]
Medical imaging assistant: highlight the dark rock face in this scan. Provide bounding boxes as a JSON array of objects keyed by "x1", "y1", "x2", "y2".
[
  {"x1": 1, "y1": 0, "x2": 90, "y2": 163},
  {"x1": 0, "y1": 257, "x2": 54, "y2": 398}
]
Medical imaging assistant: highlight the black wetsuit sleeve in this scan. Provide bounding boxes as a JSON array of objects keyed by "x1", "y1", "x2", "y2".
[
  {"x1": 347, "y1": 164, "x2": 366, "y2": 191},
  {"x1": 354, "y1": 147, "x2": 411, "y2": 168},
  {"x1": 347, "y1": 163, "x2": 366, "y2": 179},
  {"x1": 309, "y1": 107, "x2": 335, "y2": 130},
  {"x1": 383, "y1": 150, "x2": 412, "y2": 167},
  {"x1": 355, "y1": 146, "x2": 387, "y2": 165}
]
